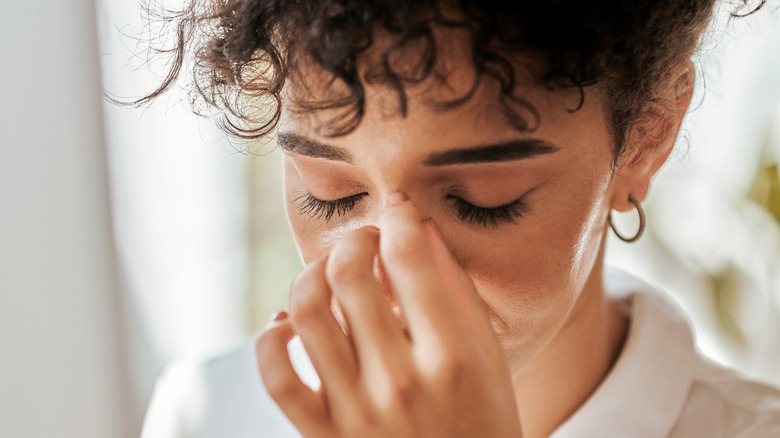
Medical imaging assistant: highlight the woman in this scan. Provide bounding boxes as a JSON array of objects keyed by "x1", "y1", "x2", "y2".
[{"x1": 138, "y1": 0, "x2": 780, "y2": 436}]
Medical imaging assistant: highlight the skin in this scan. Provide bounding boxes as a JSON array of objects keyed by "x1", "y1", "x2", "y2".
[{"x1": 256, "y1": 26, "x2": 695, "y2": 438}]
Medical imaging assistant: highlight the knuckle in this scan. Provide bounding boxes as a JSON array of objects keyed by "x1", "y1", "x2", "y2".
[
  {"x1": 289, "y1": 266, "x2": 328, "y2": 326},
  {"x1": 263, "y1": 371, "x2": 298, "y2": 401},
  {"x1": 255, "y1": 325, "x2": 285, "y2": 353},
  {"x1": 391, "y1": 371, "x2": 420, "y2": 407},
  {"x1": 326, "y1": 238, "x2": 374, "y2": 287},
  {"x1": 289, "y1": 292, "x2": 322, "y2": 328},
  {"x1": 433, "y1": 354, "x2": 471, "y2": 388},
  {"x1": 326, "y1": 252, "x2": 363, "y2": 286}
]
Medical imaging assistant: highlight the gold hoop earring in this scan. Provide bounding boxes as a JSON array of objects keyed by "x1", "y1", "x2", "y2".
[{"x1": 608, "y1": 195, "x2": 646, "y2": 243}]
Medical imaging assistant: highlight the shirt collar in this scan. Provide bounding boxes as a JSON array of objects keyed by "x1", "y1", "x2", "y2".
[{"x1": 551, "y1": 274, "x2": 700, "y2": 438}]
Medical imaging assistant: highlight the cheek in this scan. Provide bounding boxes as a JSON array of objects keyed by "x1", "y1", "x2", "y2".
[
  {"x1": 287, "y1": 212, "x2": 370, "y2": 264},
  {"x1": 450, "y1": 173, "x2": 611, "y2": 331},
  {"x1": 286, "y1": 210, "x2": 330, "y2": 264},
  {"x1": 284, "y1": 159, "x2": 326, "y2": 264}
]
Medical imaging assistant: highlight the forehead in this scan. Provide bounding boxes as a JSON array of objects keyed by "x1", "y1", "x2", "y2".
[{"x1": 277, "y1": 26, "x2": 610, "y2": 159}]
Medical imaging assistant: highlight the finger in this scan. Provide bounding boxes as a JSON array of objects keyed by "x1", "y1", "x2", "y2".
[
  {"x1": 421, "y1": 219, "x2": 507, "y2": 367},
  {"x1": 289, "y1": 258, "x2": 358, "y2": 396},
  {"x1": 378, "y1": 193, "x2": 468, "y2": 348},
  {"x1": 256, "y1": 318, "x2": 330, "y2": 435},
  {"x1": 326, "y1": 226, "x2": 409, "y2": 371}
]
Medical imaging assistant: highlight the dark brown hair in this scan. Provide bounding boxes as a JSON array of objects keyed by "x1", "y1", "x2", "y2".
[{"x1": 123, "y1": 0, "x2": 766, "y2": 160}]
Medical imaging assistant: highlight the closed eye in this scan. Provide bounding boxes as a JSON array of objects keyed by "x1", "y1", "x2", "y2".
[
  {"x1": 296, "y1": 192, "x2": 367, "y2": 221},
  {"x1": 295, "y1": 191, "x2": 531, "y2": 228},
  {"x1": 448, "y1": 195, "x2": 530, "y2": 228}
]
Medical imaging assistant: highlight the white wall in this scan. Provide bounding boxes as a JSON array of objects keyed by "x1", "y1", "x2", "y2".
[
  {"x1": 0, "y1": 0, "x2": 134, "y2": 437},
  {"x1": 96, "y1": 0, "x2": 252, "y2": 417}
]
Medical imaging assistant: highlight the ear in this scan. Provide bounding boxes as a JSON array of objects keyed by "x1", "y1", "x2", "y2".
[{"x1": 609, "y1": 59, "x2": 695, "y2": 212}]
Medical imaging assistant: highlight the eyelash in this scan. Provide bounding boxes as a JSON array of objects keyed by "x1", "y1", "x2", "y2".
[
  {"x1": 296, "y1": 193, "x2": 368, "y2": 221},
  {"x1": 297, "y1": 192, "x2": 530, "y2": 228},
  {"x1": 448, "y1": 195, "x2": 530, "y2": 229}
]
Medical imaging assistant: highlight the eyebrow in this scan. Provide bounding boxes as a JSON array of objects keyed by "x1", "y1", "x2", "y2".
[
  {"x1": 277, "y1": 132, "x2": 353, "y2": 162},
  {"x1": 277, "y1": 132, "x2": 559, "y2": 165},
  {"x1": 423, "y1": 139, "x2": 559, "y2": 165}
]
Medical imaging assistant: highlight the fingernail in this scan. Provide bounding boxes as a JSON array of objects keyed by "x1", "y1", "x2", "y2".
[
  {"x1": 270, "y1": 311, "x2": 288, "y2": 323},
  {"x1": 385, "y1": 192, "x2": 409, "y2": 208}
]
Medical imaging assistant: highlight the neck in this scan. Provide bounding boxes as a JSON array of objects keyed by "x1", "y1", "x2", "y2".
[{"x1": 511, "y1": 263, "x2": 629, "y2": 438}]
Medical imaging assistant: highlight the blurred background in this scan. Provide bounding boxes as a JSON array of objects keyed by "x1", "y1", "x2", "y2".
[{"x1": 0, "y1": 0, "x2": 778, "y2": 436}]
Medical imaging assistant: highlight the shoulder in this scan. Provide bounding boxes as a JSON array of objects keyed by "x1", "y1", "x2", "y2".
[
  {"x1": 614, "y1": 275, "x2": 780, "y2": 437},
  {"x1": 140, "y1": 343, "x2": 301, "y2": 438},
  {"x1": 554, "y1": 270, "x2": 780, "y2": 437},
  {"x1": 607, "y1": 271, "x2": 780, "y2": 436},
  {"x1": 671, "y1": 361, "x2": 780, "y2": 437}
]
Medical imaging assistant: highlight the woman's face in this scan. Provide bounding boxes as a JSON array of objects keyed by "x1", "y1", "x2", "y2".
[{"x1": 277, "y1": 37, "x2": 619, "y2": 370}]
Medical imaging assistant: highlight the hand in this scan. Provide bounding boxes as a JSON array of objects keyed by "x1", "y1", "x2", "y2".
[{"x1": 256, "y1": 194, "x2": 523, "y2": 437}]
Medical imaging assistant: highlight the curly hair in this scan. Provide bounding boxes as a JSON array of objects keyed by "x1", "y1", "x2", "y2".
[{"x1": 126, "y1": 0, "x2": 766, "y2": 160}]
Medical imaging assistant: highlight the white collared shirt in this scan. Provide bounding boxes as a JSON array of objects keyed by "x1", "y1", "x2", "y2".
[{"x1": 142, "y1": 273, "x2": 780, "y2": 437}]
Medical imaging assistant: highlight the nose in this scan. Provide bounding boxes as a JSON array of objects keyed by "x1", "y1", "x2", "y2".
[
  {"x1": 384, "y1": 191, "x2": 410, "y2": 209},
  {"x1": 378, "y1": 190, "x2": 434, "y2": 222}
]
